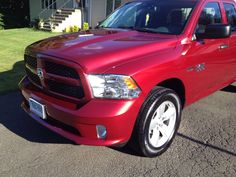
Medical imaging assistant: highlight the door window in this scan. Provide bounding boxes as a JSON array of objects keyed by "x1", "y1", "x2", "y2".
[
  {"x1": 41, "y1": 0, "x2": 56, "y2": 9},
  {"x1": 223, "y1": 3, "x2": 236, "y2": 31},
  {"x1": 196, "y1": 2, "x2": 222, "y2": 34}
]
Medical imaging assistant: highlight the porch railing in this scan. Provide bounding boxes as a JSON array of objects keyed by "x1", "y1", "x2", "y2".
[{"x1": 38, "y1": 0, "x2": 74, "y2": 20}]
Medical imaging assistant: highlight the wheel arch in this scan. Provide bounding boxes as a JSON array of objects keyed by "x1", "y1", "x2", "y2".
[{"x1": 156, "y1": 78, "x2": 186, "y2": 107}]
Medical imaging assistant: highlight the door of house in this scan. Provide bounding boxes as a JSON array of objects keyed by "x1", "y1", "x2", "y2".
[
  {"x1": 73, "y1": 0, "x2": 89, "y2": 24},
  {"x1": 41, "y1": 0, "x2": 57, "y2": 9},
  {"x1": 106, "y1": 0, "x2": 121, "y2": 16}
]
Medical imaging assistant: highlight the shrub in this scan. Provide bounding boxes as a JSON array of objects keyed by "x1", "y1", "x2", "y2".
[
  {"x1": 65, "y1": 26, "x2": 71, "y2": 33},
  {"x1": 38, "y1": 19, "x2": 44, "y2": 29},
  {"x1": 83, "y1": 22, "x2": 89, "y2": 31},
  {"x1": 64, "y1": 25, "x2": 80, "y2": 33},
  {"x1": 73, "y1": 25, "x2": 80, "y2": 32},
  {"x1": 0, "y1": 13, "x2": 5, "y2": 30}
]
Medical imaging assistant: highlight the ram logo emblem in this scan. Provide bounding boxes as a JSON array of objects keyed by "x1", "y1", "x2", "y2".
[{"x1": 37, "y1": 68, "x2": 44, "y2": 80}]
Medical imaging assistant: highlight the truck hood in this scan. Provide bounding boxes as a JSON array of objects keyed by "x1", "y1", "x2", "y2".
[{"x1": 27, "y1": 29, "x2": 178, "y2": 73}]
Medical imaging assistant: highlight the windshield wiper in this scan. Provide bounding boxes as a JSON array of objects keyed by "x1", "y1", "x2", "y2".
[
  {"x1": 134, "y1": 28, "x2": 159, "y2": 33},
  {"x1": 100, "y1": 26, "x2": 160, "y2": 34},
  {"x1": 96, "y1": 25, "x2": 117, "y2": 29},
  {"x1": 116, "y1": 26, "x2": 159, "y2": 33},
  {"x1": 117, "y1": 26, "x2": 136, "y2": 29}
]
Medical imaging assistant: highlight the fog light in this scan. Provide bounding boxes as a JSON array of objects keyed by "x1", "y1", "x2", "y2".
[{"x1": 96, "y1": 125, "x2": 107, "y2": 139}]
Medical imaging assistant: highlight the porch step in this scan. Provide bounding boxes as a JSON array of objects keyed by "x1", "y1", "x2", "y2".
[
  {"x1": 51, "y1": 16, "x2": 66, "y2": 21},
  {"x1": 60, "y1": 8, "x2": 75, "y2": 13},
  {"x1": 39, "y1": 8, "x2": 81, "y2": 32},
  {"x1": 43, "y1": 23, "x2": 51, "y2": 27},
  {"x1": 42, "y1": 23, "x2": 51, "y2": 30},
  {"x1": 55, "y1": 11, "x2": 72, "y2": 15},
  {"x1": 41, "y1": 26, "x2": 52, "y2": 31},
  {"x1": 54, "y1": 14, "x2": 70, "y2": 18},
  {"x1": 51, "y1": 19, "x2": 63, "y2": 23}
]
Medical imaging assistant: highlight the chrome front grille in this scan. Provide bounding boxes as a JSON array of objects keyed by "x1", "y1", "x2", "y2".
[
  {"x1": 25, "y1": 67, "x2": 42, "y2": 87},
  {"x1": 24, "y1": 55, "x2": 37, "y2": 69},
  {"x1": 24, "y1": 54, "x2": 84, "y2": 100}
]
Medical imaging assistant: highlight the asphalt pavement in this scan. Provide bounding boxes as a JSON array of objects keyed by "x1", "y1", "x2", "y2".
[{"x1": 0, "y1": 83, "x2": 235, "y2": 177}]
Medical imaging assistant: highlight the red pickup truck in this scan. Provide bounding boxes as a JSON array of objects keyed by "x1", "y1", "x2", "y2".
[{"x1": 19, "y1": 0, "x2": 236, "y2": 157}]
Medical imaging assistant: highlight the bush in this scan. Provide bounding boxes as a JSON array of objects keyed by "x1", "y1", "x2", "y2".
[
  {"x1": 83, "y1": 22, "x2": 89, "y2": 31},
  {"x1": 65, "y1": 26, "x2": 71, "y2": 33},
  {"x1": 0, "y1": 13, "x2": 5, "y2": 30},
  {"x1": 73, "y1": 25, "x2": 80, "y2": 32},
  {"x1": 38, "y1": 19, "x2": 44, "y2": 29},
  {"x1": 64, "y1": 25, "x2": 80, "y2": 33},
  {"x1": 64, "y1": 23, "x2": 89, "y2": 33}
]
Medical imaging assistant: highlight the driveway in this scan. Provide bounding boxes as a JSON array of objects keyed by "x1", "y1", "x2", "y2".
[{"x1": 0, "y1": 84, "x2": 235, "y2": 177}]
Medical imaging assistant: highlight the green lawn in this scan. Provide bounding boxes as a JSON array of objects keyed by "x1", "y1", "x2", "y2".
[{"x1": 0, "y1": 28, "x2": 60, "y2": 94}]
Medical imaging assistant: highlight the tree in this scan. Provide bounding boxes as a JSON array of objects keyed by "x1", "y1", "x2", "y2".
[
  {"x1": 0, "y1": 0, "x2": 29, "y2": 28},
  {"x1": 0, "y1": 13, "x2": 4, "y2": 30}
]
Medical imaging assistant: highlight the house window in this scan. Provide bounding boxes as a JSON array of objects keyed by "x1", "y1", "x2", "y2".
[
  {"x1": 106, "y1": 0, "x2": 121, "y2": 16},
  {"x1": 41, "y1": 0, "x2": 57, "y2": 9}
]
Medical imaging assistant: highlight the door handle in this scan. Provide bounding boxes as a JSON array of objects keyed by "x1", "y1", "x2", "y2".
[{"x1": 218, "y1": 44, "x2": 229, "y2": 49}]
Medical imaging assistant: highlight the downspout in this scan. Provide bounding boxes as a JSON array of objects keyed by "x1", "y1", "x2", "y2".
[
  {"x1": 89, "y1": 0, "x2": 92, "y2": 26},
  {"x1": 81, "y1": 0, "x2": 84, "y2": 25}
]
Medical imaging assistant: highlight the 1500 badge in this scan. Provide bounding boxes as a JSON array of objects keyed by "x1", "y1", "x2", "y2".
[{"x1": 187, "y1": 63, "x2": 206, "y2": 72}]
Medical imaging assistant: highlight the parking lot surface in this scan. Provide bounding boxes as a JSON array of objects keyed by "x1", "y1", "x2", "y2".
[{"x1": 0, "y1": 83, "x2": 235, "y2": 177}]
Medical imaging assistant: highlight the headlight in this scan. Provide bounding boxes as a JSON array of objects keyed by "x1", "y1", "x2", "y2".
[{"x1": 88, "y1": 74, "x2": 141, "y2": 99}]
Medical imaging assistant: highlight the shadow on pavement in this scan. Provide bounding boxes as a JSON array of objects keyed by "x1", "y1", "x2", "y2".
[
  {"x1": 221, "y1": 84, "x2": 236, "y2": 93},
  {"x1": 110, "y1": 145, "x2": 141, "y2": 157},
  {"x1": 0, "y1": 61, "x2": 25, "y2": 95},
  {"x1": 177, "y1": 133, "x2": 236, "y2": 157},
  {"x1": 0, "y1": 91, "x2": 73, "y2": 144},
  {"x1": 110, "y1": 131, "x2": 236, "y2": 157}
]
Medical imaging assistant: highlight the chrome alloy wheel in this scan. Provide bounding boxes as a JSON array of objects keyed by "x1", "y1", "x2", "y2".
[{"x1": 148, "y1": 101, "x2": 177, "y2": 148}]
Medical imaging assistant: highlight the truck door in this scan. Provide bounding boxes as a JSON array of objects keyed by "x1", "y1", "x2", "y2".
[
  {"x1": 186, "y1": 2, "x2": 230, "y2": 100},
  {"x1": 223, "y1": 2, "x2": 236, "y2": 79}
]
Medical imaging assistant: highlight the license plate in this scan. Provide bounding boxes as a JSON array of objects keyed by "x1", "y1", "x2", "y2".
[{"x1": 29, "y1": 98, "x2": 47, "y2": 119}]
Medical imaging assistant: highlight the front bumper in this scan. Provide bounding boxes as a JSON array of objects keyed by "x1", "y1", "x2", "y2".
[{"x1": 19, "y1": 77, "x2": 143, "y2": 146}]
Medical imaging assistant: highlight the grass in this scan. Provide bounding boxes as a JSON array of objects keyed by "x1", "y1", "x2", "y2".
[{"x1": 0, "y1": 28, "x2": 60, "y2": 94}]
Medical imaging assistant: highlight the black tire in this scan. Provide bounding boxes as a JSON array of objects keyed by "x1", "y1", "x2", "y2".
[{"x1": 130, "y1": 87, "x2": 182, "y2": 157}]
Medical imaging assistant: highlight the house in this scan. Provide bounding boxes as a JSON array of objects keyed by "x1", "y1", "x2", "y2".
[{"x1": 29, "y1": 0, "x2": 130, "y2": 32}]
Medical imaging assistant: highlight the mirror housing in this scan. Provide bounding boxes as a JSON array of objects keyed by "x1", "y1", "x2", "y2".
[
  {"x1": 196, "y1": 24, "x2": 231, "y2": 39},
  {"x1": 95, "y1": 21, "x2": 104, "y2": 29}
]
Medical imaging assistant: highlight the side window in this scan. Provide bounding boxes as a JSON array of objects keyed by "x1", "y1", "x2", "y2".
[
  {"x1": 223, "y1": 3, "x2": 236, "y2": 31},
  {"x1": 196, "y1": 2, "x2": 222, "y2": 34}
]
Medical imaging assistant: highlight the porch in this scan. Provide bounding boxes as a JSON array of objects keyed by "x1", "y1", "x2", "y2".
[{"x1": 29, "y1": 0, "x2": 130, "y2": 32}]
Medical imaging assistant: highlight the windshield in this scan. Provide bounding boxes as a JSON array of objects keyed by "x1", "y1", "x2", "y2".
[{"x1": 100, "y1": 0, "x2": 197, "y2": 35}]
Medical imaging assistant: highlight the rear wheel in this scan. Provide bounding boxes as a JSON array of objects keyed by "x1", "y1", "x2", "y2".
[{"x1": 131, "y1": 87, "x2": 182, "y2": 157}]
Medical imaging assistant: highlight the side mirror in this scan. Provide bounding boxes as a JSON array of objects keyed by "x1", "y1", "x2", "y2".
[
  {"x1": 95, "y1": 21, "x2": 104, "y2": 29},
  {"x1": 196, "y1": 24, "x2": 231, "y2": 39}
]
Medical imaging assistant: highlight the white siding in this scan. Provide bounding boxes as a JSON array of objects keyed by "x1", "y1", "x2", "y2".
[
  {"x1": 29, "y1": 0, "x2": 42, "y2": 21},
  {"x1": 89, "y1": 0, "x2": 132, "y2": 28},
  {"x1": 90, "y1": 0, "x2": 106, "y2": 28},
  {"x1": 121, "y1": 0, "x2": 131, "y2": 4}
]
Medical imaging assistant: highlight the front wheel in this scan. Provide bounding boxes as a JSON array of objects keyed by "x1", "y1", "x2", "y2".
[{"x1": 131, "y1": 87, "x2": 182, "y2": 157}]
